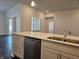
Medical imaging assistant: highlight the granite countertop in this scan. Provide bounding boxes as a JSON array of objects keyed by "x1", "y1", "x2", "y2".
[{"x1": 13, "y1": 32, "x2": 79, "y2": 48}]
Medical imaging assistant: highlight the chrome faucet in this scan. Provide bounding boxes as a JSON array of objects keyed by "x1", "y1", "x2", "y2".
[
  {"x1": 64, "y1": 29, "x2": 67, "y2": 38},
  {"x1": 64, "y1": 29, "x2": 71, "y2": 38},
  {"x1": 68, "y1": 30, "x2": 71, "y2": 35},
  {"x1": 64, "y1": 33, "x2": 67, "y2": 38},
  {"x1": 64, "y1": 29, "x2": 71, "y2": 42}
]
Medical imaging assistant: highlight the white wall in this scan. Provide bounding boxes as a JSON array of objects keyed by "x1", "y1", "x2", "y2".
[
  {"x1": 21, "y1": 3, "x2": 46, "y2": 32},
  {"x1": 0, "y1": 11, "x2": 6, "y2": 35},
  {"x1": 6, "y1": 3, "x2": 46, "y2": 34},
  {"x1": 45, "y1": 9, "x2": 79, "y2": 35},
  {"x1": 6, "y1": 3, "x2": 79, "y2": 36},
  {"x1": 6, "y1": 3, "x2": 21, "y2": 34}
]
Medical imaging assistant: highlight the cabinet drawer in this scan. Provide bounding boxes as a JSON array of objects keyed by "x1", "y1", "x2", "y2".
[
  {"x1": 12, "y1": 35, "x2": 19, "y2": 39},
  {"x1": 13, "y1": 35, "x2": 24, "y2": 40}
]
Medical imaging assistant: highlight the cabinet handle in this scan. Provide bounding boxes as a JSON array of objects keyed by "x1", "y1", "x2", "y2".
[
  {"x1": 57, "y1": 54, "x2": 59, "y2": 59},
  {"x1": 57, "y1": 54, "x2": 61, "y2": 59},
  {"x1": 59, "y1": 54, "x2": 62, "y2": 59}
]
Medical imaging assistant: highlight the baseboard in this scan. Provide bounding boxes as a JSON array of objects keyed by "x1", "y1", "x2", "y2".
[
  {"x1": 0, "y1": 35, "x2": 11, "y2": 37},
  {"x1": 11, "y1": 53, "x2": 21, "y2": 59},
  {"x1": 11, "y1": 55, "x2": 20, "y2": 59},
  {"x1": 13, "y1": 53, "x2": 23, "y2": 59},
  {"x1": 11, "y1": 54, "x2": 14, "y2": 58}
]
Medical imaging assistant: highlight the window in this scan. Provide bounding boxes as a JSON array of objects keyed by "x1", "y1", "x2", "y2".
[
  {"x1": 8, "y1": 18, "x2": 13, "y2": 35},
  {"x1": 31, "y1": 17, "x2": 40, "y2": 32}
]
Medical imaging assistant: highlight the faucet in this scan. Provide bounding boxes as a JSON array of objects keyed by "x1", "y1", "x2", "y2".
[
  {"x1": 68, "y1": 30, "x2": 71, "y2": 35},
  {"x1": 64, "y1": 29, "x2": 71, "y2": 38},
  {"x1": 64, "y1": 28, "x2": 67, "y2": 38},
  {"x1": 64, "y1": 29, "x2": 71, "y2": 42}
]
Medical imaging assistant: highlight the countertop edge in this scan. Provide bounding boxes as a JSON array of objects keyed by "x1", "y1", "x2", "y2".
[{"x1": 12, "y1": 32, "x2": 79, "y2": 48}]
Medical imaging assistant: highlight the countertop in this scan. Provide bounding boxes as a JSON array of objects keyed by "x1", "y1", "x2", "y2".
[{"x1": 13, "y1": 32, "x2": 79, "y2": 48}]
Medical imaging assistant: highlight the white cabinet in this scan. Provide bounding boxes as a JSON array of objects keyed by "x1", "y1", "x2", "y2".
[
  {"x1": 61, "y1": 56, "x2": 72, "y2": 59},
  {"x1": 13, "y1": 35, "x2": 24, "y2": 59},
  {"x1": 41, "y1": 47, "x2": 58, "y2": 59},
  {"x1": 13, "y1": 35, "x2": 41, "y2": 59},
  {"x1": 61, "y1": 54, "x2": 79, "y2": 59},
  {"x1": 41, "y1": 40, "x2": 79, "y2": 59},
  {"x1": 13, "y1": 35, "x2": 79, "y2": 59}
]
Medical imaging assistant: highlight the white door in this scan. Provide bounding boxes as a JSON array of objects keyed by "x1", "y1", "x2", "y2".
[
  {"x1": 48, "y1": 20, "x2": 54, "y2": 33},
  {"x1": 46, "y1": 17, "x2": 54, "y2": 33},
  {"x1": 46, "y1": 19, "x2": 54, "y2": 33}
]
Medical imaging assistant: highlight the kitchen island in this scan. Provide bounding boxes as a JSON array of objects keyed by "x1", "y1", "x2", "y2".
[{"x1": 12, "y1": 32, "x2": 79, "y2": 59}]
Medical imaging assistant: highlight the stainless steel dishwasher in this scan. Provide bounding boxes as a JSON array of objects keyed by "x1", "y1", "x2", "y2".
[{"x1": 24, "y1": 37, "x2": 41, "y2": 59}]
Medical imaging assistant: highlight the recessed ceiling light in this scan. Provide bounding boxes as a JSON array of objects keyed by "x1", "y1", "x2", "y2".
[{"x1": 31, "y1": 1, "x2": 36, "y2": 7}]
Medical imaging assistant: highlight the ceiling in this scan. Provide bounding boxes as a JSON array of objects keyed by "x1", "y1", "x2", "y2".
[
  {"x1": 0, "y1": 0, "x2": 21, "y2": 12},
  {"x1": 22, "y1": 0, "x2": 79, "y2": 12},
  {"x1": 1, "y1": 0, "x2": 79, "y2": 12}
]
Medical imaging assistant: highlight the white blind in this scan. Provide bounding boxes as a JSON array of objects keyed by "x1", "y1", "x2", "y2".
[{"x1": 31, "y1": 17, "x2": 40, "y2": 32}]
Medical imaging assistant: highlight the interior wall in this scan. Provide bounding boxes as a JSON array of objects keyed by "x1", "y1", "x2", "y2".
[
  {"x1": 21, "y1": 3, "x2": 46, "y2": 32},
  {"x1": 0, "y1": 11, "x2": 6, "y2": 35},
  {"x1": 6, "y1": 3, "x2": 21, "y2": 34},
  {"x1": 6, "y1": 3, "x2": 46, "y2": 34},
  {"x1": 45, "y1": 9, "x2": 79, "y2": 36}
]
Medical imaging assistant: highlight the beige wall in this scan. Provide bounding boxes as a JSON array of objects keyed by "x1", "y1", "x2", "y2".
[
  {"x1": 6, "y1": 3, "x2": 79, "y2": 35},
  {"x1": 6, "y1": 3, "x2": 46, "y2": 33},
  {"x1": 45, "y1": 9, "x2": 79, "y2": 35},
  {"x1": 6, "y1": 3, "x2": 21, "y2": 34},
  {"x1": 0, "y1": 11, "x2": 6, "y2": 35},
  {"x1": 21, "y1": 3, "x2": 46, "y2": 32}
]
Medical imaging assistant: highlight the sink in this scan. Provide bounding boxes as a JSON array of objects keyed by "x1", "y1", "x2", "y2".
[
  {"x1": 68, "y1": 39, "x2": 79, "y2": 44},
  {"x1": 47, "y1": 36, "x2": 79, "y2": 44},
  {"x1": 47, "y1": 36, "x2": 69, "y2": 42}
]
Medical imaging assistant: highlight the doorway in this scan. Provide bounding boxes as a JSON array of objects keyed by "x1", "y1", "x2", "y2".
[
  {"x1": 8, "y1": 17, "x2": 16, "y2": 35},
  {"x1": 8, "y1": 18, "x2": 13, "y2": 35},
  {"x1": 46, "y1": 17, "x2": 54, "y2": 33},
  {"x1": 48, "y1": 20, "x2": 54, "y2": 33}
]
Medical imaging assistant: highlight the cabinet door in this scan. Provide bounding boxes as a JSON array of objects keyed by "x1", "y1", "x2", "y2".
[
  {"x1": 13, "y1": 35, "x2": 24, "y2": 59},
  {"x1": 61, "y1": 54, "x2": 79, "y2": 59},
  {"x1": 62, "y1": 56, "x2": 72, "y2": 59},
  {"x1": 41, "y1": 47, "x2": 58, "y2": 59}
]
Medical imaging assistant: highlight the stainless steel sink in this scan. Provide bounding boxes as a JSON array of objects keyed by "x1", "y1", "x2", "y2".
[
  {"x1": 68, "y1": 39, "x2": 79, "y2": 44},
  {"x1": 47, "y1": 36, "x2": 79, "y2": 44}
]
